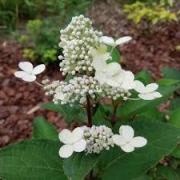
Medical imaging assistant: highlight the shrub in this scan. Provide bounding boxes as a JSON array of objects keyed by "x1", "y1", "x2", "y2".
[
  {"x1": 123, "y1": 1, "x2": 177, "y2": 24},
  {"x1": 1, "y1": 15, "x2": 179, "y2": 180}
]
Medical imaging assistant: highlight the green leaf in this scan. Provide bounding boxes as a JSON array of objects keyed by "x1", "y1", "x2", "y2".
[
  {"x1": 135, "y1": 70, "x2": 152, "y2": 84},
  {"x1": 170, "y1": 97, "x2": 180, "y2": 110},
  {"x1": 32, "y1": 116, "x2": 58, "y2": 140},
  {"x1": 93, "y1": 105, "x2": 112, "y2": 127},
  {"x1": 0, "y1": 140, "x2": 67, "y2": 180},
  {"x1": 42, "y1": 102, "x2": 86, "y2": 124},
  {"x1": 156, "y1": 166, "x2": 180, "y2": 180},
  {"x1": 169, "y1": 108, "x2": 180, "y2": 128},
  {"x1": 63, "y1": 153, "x2": 99, "y2": 180},
  {"x1": 100, "y1": 120, "x2": 180, "y2": 180},
  {"x1": 161, "y1": 67, "x2": 180, "y2": 80},
  {"x1": 171, "y1": 145, "x2": 180, "y2": 158},
  {"x1": 107, "y1": 47, "x2": 120, "y2": 63},
  {"x1": 134, "y1": 108, "x2": 164, "y2": 122},
  {"x1": 116, "y1": 80, "x2": 180, "y2": 119}
]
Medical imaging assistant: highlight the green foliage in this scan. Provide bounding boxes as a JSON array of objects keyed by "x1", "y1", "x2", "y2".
[
  {"x1": 42, "y1": 102, "x2": 86, "y2": 124},
  {"x1": 63, "y1": 153, "x2": 99, "y2": 180},
  {"x1": 32, "y1": 116, "x2": 58, "y2": 140},
  {"x1": 0, "y1": 140, "x2": 67, "y2": 180},
  {"x1": 124, "y1": 2, "x2": 177, "y2": 24},
  {"x1": 0, "y1": 0, "x2": 92, "y2": 31},
  {"x1": 100, "y1": 120, "x2": 180, "y2": 180},
  {"x1": 0, "y1": 120, "x2": 179, "y2": 180},
  {"x1": 116, "y1": 78, "x2": 180, "y2": 119}
]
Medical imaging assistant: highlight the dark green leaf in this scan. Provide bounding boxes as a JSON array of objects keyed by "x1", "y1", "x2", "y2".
[
  {"x1": 93, "y1": 105, "x2": 112, "y2": 127},
  {"x1": 0, "y1": 140, "x2": 67, "y2": 180},
  {"x1": 169, "y1": 108, "x2": 180, "y2": 128},
  {"x1": 100, "y1": 120, "x2": 180, "y2": 180},
  {"x1": 135, "y1": 70, "x2": 152, "y2": 84},
  {"x1": 161, "y1": 67, "x2": 180, "y2": 80},
  {"x1": 156, "y1": 166, "x2": 180, "y2": 180},
  {"x1": 171, "y1": 145, "x2": 180, "y2": 158},
  {"x1": 63, "y1": 153, "x2": 99, "y2": 180},
  {"x1": 107, "y1": 47, "x2": 121, "y2": 63},
  {"x1": 32, "y1": 116, "x2": 58, "y2": 140},
  {"x1": 42, "y1": 102, "x2": 86, "y2": 124}
]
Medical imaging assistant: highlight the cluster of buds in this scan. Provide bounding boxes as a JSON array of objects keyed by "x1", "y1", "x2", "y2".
[
  {"x1": 59, "y1": 15, "x2": 102, "y2": 75},
  {"x1": 43, "y1": 75, "x2": 101, "y2": 105},
  {"x1": 83, "y1": 125, "x2": 114, "y2": 154}
]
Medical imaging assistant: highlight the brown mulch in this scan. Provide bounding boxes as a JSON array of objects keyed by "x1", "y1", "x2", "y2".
[
  {"x1": 88, "y1": 0, "x2": 180, "y2": 79},
  {"x1": 0, "y1": 41, "x2": 67, "y2": 147}
]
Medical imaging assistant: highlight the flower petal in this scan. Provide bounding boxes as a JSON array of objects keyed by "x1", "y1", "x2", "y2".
[
  {"x1": 59, "y1": 129, "x2": 73, "y2": 144},
  {"x1": 105, "y1": 63, "x2": 121, "y2": 76},
  {"x1": 121, "y1": 144, "x2": 135, "y2": 153},
  {"x1": 144, "y1": 83, "x2": 158, "y2": 93},
  {"x1": 138, "y1": 92, "x2": 162, "y2": 100},
  {"x1": 14, "y1": 71, "x2": 27, "y2": 78},
  {"x1": 72, "y1": 127, "x2": 84, "y2": 143},
  {"x1": 59, "y1": 145, "x2": 73, "y2": 158},
  {"x1": 100, "y1": 36, "x2": 115, "y2": 46},
  {"x1": 121, "y1": 71, "x2": 135, "y2": 90},
  {"x1": 112, "y1": 135, "x2": 127, "y2": 146},
  {"x1": 73, "y1": 139, "x2": 86, "y2": 152},
  {"x1": 119, "y1": 125, "x2": 134, "y2": 141},
  {"x1": 32, "y1": 64, "x2": 45, "y2": 75},
  {"x1": 130, "y1": 136, "x2": 147, "y2": 148},
  {"x1": 134, "y1": 80, "x2": 146, "y2": 93},
  {"x1": 22, "y1": 74, "x2": 36, "y2": 82},
  {"x1": 19, "y1": 61, "x2": 33, "y2": 73},
  {"x1": 115, "y1": 36, "x2": 132, "y2": 46}
]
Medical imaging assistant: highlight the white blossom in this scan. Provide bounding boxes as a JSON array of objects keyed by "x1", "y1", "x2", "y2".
[
  {"x1": 112, "y1": 125, "x2": 147, "y2": 152},
  {"x1": 14, "y1": 61, "x2": 45, "y2": 82},
  {"x1": 59, "y1": 127, "x2": 86, "y2": 158},
  {"x1": 134, "y1": 81, "x2": 162, "y2": 100},
  {"x1": 100, "y1": 36, "x2": 132, "y2": 47},
  {"x1": 94, "y1": 61, "x2": 135, "y2": 91}
]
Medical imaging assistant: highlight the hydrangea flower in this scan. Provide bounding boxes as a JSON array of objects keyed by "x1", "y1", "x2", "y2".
[
  {"x1": 94, "y1": 61, "x2": 135, "y2": 90},
  {"x1": 59, "y1": 127, "x2": 86, "y2": 158},
  {"x1": 134, "y1": 81, "x2": 162, "y2": 100},
  {"x1": 100, "y1": 36, "x2": 132, "y2": 47},
  {"x1": 14, "y1": 61, "x2": 45, "y2": 82},
  {"x1": 112, "y1": 125, "x2": 147, "y2": 152},
  {"x1": 83, "y1": 125, "x2": 114, "y2": 154}
]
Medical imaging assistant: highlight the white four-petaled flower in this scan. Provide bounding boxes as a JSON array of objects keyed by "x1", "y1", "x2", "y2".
[
  {"x1": 100, "y1": 36, "x2": 132, "y2": 47},
  {"x1": 134, "y1": 81, "x2": 162, "y2": 100},
  {"x1": 112, "y1": 125, "x2": 147, "y2": 152},
  {"x1": 14, "y1": 61, "x2": 45, "y2": 82},
  {"x1": 59, "y1": 127, "x2": 86, "y2": 158}
]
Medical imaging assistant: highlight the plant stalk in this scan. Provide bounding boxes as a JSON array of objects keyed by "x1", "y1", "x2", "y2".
[{"x1": 86, "y1": 94, "x2": 92, "y2": 127}]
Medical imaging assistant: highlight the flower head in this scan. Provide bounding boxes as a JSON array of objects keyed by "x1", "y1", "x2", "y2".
[
  {"x1": 59, "y1": 127, "x2": 86, "y2": 158},
  {"x1": 83, "y1": 125, "x2": 114, "y2": 154},
  {"x1": 112, "y1": 125, "x2": 147, "y2": 152},
  {"x1": 14, "y1": 61, "x2": 45, "y2": 82},
  {"x1": 134, "y1": 81, "x2": 162, "y2": 100},
  {"x1": 100, "y1": 36, "x2": 132, "y2": 47}
]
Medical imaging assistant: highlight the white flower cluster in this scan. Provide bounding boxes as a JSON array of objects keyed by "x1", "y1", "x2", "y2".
[
  {"x1": 43, "y1": 75, "x2": 100, "y2": 105},
  {"x1": 59, "y1": 125, "x2": 147, "y2": 158},
  {"x1": 83, "y1": 125, "x2": 114, "y2": 154},
  {"x1": 59, "y1": 15, "x2": 102, "y2": 75}
]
